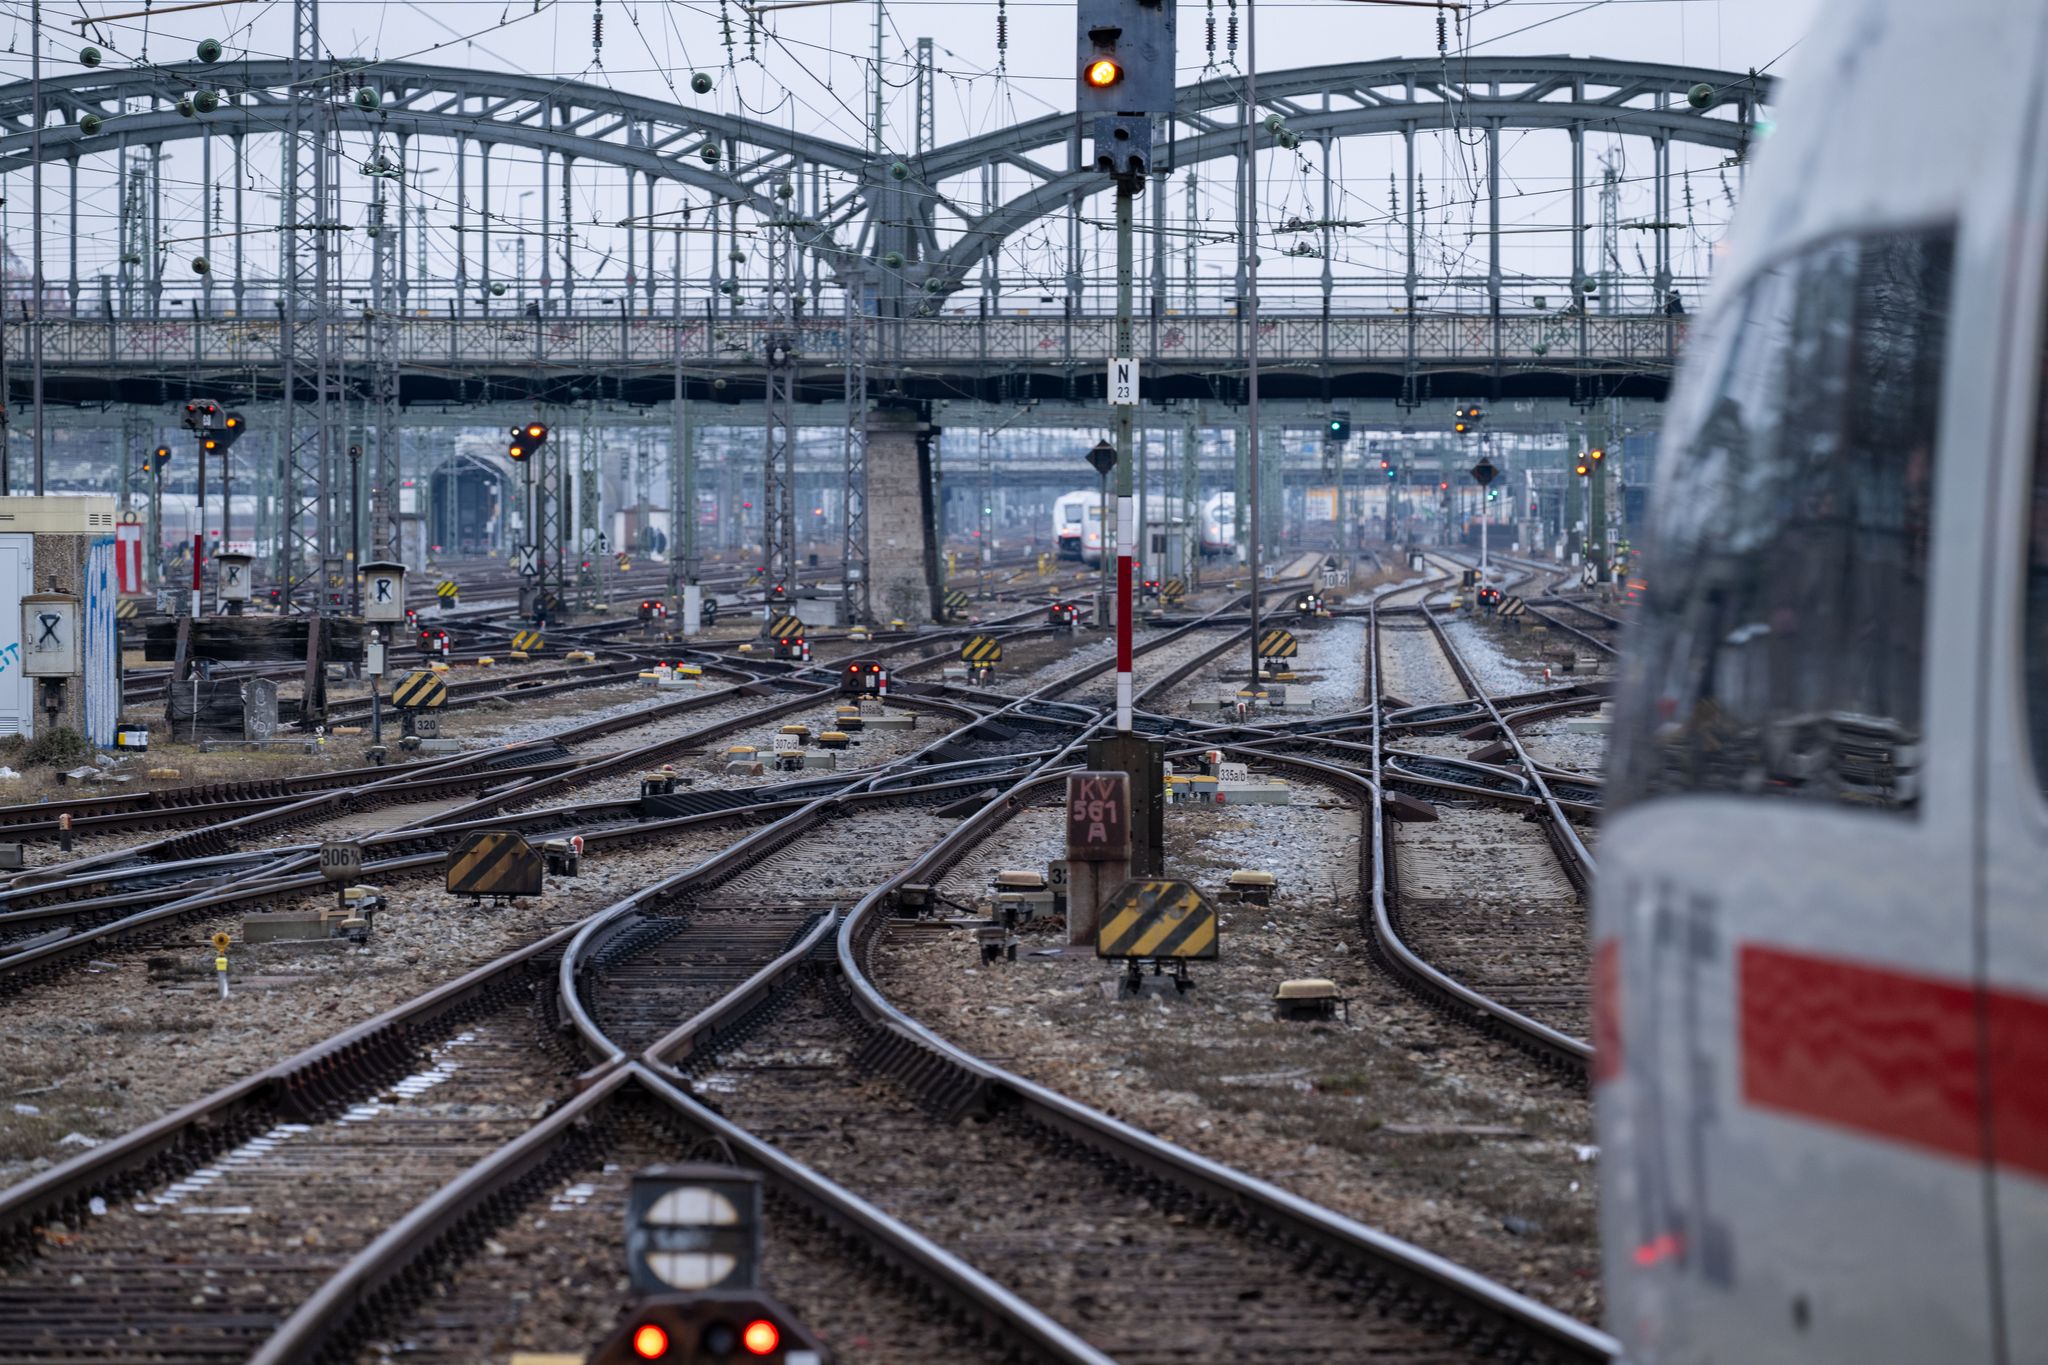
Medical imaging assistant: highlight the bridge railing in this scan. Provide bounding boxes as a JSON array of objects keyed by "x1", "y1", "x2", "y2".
[{"x1": 6, "y1": 311, "x2": 1684, "y2": 369}]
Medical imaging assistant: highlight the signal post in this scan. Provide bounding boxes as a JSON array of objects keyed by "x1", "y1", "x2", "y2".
[
  {"x1": 1077, "y1": 0, "x2": 1175, "y2": 867},
  {"x1": 1079, "y1": 0, "x2": 1174, "y2": 734}
]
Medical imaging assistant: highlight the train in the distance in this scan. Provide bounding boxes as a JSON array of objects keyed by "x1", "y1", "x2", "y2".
[
  {"x1": 1597, "y1": 0, "x2": 2045, "y2": 1359},
  {"x1": 1051, "y1": 488, "x2": 1237, "y2": 563}
]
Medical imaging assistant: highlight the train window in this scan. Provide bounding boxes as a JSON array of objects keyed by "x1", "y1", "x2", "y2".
[
  {"x1": 1614, "y1": 226, "x2": 1953, "y2": 813},
  {"x1": 2029, "y1": 329, "x2": 2048, "y2": 792}
]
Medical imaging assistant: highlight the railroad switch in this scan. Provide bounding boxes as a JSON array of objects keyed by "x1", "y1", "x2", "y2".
[
  {"x1": 542, "y1": 837, "x2": 584, "y2": 877},
  {"x1": 1273, "y1": 979, "x2": 1350, "y2": 1023},
  {"x1": 1223, "y1": 869, "x2": 1277, "y2": 905},
  {"x1": 989, "y1": 869, "x2": 1056, "y2": 926},
  {"x1": 640, "y1": 766, "x2": 683, "y2": 797},
  {"x1": 977, "y1": 925, "x2": 1019, "y2": 964}
]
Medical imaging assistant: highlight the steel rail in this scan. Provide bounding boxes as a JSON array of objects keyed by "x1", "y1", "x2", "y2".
[
  {"x1": 824, "y1": 761, "x2": 1616, "y2": 1362},
  {"x1": 1417, "y1": 604, "x2": 1597, "y2": 891}
]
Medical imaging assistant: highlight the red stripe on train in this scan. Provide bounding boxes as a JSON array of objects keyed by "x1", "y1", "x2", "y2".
[{"x1": 1740, "y1": 945, "x2": 2048, "y2": 1179}]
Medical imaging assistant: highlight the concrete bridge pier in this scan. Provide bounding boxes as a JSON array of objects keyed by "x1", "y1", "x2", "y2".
[{"x1": 865, "y1": 403, "x2": 940, "y2": 624}]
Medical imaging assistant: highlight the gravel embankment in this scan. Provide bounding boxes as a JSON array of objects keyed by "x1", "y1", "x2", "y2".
[
  {"x1": 880, "y1": 778, "x2": 1601, "y2": 1323},
  {"x1": 0, "y1": 822, "x2": 751, "y2": 1187}
]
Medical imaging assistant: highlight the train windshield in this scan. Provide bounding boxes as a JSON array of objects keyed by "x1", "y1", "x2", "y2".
[{"x1": 1613, "y1": 225, "x2": 1954, "y2": 814}]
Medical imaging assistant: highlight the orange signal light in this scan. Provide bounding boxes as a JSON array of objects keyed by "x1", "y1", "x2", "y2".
[
  {"x1": 1085, "y1": 58, "x2": 1121, "y2": 87},
  {"x1": 525, "y1": 422, "x2": 547, "y2": 440},
  {"x1": 1590, "y1": 447, "x2": 1605, "y2": 461},
  {"x1": 631, "y1": 1322, "x2": 669, "y2": 1359},
  {"x1": 1575, "y1": 462, "x2": 1590, "y2": 477},
  {"x1": 742, "y1": 1319, "x2": 780, "y2": 1355}
]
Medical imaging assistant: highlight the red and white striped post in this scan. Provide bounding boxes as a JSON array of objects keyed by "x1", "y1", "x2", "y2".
[{"x1": 1115, "y1": 489, "x2": 1134, "y2": 732}]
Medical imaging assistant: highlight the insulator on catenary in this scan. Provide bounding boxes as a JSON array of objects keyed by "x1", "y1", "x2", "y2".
[
  {"x1": 1226, "y1": 0, "x2": 1238, "y2": 59},
  {"x1": 996, "y1": 0, "x2": 1007, "y2": 66}
]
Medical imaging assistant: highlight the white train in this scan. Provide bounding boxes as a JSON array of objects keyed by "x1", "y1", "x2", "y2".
[
  {"x1": 1598, "y1": 2, "x2": 2045, "y2": 1360},
  {"x1": 1056, "y1": 488, "x2": 1237, "y2": 562},
  {"x1": 1051, "y1": 488, "x2": 1097, "y2": 560},
  {"x1": 1200, "y1": 491, "x2": 1235, "y2": 557}
]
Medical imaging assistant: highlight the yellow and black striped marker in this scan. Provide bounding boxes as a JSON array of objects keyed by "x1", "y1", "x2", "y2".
[
  {"x1": 960, "y1": 634, "x2": 1003, "y2": 664},
  {"x1": 1257, "y1": 629, "x2": 1298, "y2": 659},
  {"x1": 512, "y1": 629, "x2": 544, "y2": 652},
  {"x1": 392, "y1": 670, "x2": 449, "y2": 709},
  {"x1": 767, "y1": 614, "x2": 804, "y2": 641},
  {"x1": 1163, "y1": 578, "x2": 1186, "y2": 599},
  {"x1": 444, "y1": 830, "x2": 544, "y2": 899},
  {"x1": 115, "y1": 599, "x2": 141, "y2": 620},
  {"x1": 942, "y1": 588, "x2": 970, "y2": 615},
  {"x1": 1497, "y1": 596, "x2": 1527, "y2": 618},
  {"x1": 1097, "y1": 879, "x2": 1218, "y2": 961},
  {"x1": 436, "y1": 580, "x2": 459, "y2": 601}
]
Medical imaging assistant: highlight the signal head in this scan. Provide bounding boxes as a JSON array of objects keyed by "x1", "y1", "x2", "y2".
[{"x1": 629, "y1": 1322, "x2": 668, "y2": 1359}]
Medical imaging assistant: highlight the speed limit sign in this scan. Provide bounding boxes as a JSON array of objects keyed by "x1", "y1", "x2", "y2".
[{"x1": 320, "y1": 841, "x2": 364, "y2": 882}]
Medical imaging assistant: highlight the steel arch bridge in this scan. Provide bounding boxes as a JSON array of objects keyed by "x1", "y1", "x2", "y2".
[{"x1": 0, "y1": 53, "x2": 1773, "y2": 402}]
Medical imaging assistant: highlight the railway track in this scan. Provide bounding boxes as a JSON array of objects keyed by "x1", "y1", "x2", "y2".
[
  {"x1": 2, "y1": 548, "x2": 1616, "y2": 1363},
  {"x1": 1353, "y1": 558, "x2": 1597, "y2": 1076}
]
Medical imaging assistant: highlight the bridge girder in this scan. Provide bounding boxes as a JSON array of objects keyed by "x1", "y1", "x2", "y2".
[{"x1": 0, "y1": 55, "x2": 1773, "y2": 301}]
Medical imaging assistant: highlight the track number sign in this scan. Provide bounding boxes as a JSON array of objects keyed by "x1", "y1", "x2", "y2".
[
  {"x1": 320, "y1": 841, "x2": 364, "y2": 883},
  {"x1": 1108, "y1": 357, "x2": 1138, "y2": 405}
]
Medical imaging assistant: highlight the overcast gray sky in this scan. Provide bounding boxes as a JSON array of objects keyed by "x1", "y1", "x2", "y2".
[{"x1": 0, "y1": 0, "x2": 1825, "y2": 305}]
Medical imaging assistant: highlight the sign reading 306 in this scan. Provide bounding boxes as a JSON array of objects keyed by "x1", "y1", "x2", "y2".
[{"x1": 319, "y1": 841, "x2": 364, "y2": 883}]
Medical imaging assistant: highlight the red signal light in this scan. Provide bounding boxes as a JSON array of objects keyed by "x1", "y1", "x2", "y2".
[
  {"x1": 631, "y1": 1322, "x2": 669, "y2": 1359},
  {"x1": 742, "y1": 1319, "x2": 780, "y2": 1355}
]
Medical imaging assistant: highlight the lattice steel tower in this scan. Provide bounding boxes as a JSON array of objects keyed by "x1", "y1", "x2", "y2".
[
  {"x1": 760, "y1": 210, "x2": 799, "y2": 612},
  {"x1": 278, "y1": 1, "x2": 344, "y2": 610}
]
